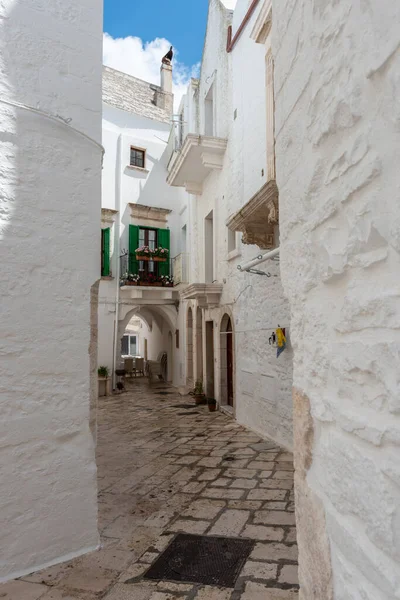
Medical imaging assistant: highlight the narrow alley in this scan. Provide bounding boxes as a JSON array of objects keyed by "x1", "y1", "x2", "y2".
[{"x1": 4, "y1": 382, "x2": 298, "y2": 600}]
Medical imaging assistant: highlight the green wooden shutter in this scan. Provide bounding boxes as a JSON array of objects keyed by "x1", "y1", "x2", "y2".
[
  {"x1": 157, "y1": 228, "x2": 170, "y2": 276},
  {"x1": 102, "y1": 228, "x2": 111, "y2": 276},
  {"x1": 129, "y1": 225, "x2": 140, "y2": 275}
]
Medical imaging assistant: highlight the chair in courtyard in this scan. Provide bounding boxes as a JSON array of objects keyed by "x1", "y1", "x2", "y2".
[
  {"x1": 135, "y1": 358, "x2": 144, "y2": 377},
  {"x1": 124, "y1": 357, "x2": 134, "y2": 378}
]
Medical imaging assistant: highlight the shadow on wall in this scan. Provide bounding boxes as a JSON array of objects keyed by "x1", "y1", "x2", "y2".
[{"x1": 0, "y1": 0, "x2": 101, "y2": 582}]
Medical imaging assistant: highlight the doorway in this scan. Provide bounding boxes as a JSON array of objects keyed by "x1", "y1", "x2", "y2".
[
  {"x1": 220, "y1": 314, "x2": 234, "y2": 408},
  {"x1": 187, "y1": 307, "x2": 193, "y2": 384},
  {"x1": 196, "y1": 307, "x2": 203, "y2": 381},
  {"x1": 205, "y1": 321, "x2": 215, "y2": 398}
]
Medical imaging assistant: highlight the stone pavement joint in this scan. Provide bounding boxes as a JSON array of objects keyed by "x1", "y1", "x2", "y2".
[{"x1": 2, "y1": 380, "x2": 298, "y2": 599}]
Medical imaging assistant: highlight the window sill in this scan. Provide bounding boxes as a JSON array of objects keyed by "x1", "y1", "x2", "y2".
[
  {"x1": 227, "y1": 248, "x2": 241, "y2": 261},
  {"x1": 101, "y1": 275, "x2": 114, "y2": 280},
  {"x1": 126, "y1": 165, "x2": 149, "y2": 174}
]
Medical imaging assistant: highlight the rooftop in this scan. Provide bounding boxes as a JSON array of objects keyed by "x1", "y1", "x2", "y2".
[{"x1": 102, "y1": 66, "x2": 173, "y2": 124}]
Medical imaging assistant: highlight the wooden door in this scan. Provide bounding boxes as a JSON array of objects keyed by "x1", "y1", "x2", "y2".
[{"x1": 226, "y1": 318, "x2": 233, "y2": 407}]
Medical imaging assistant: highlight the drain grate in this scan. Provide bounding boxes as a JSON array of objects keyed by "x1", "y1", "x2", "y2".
[
  {"x1": 177, "y1": 411, "x2": 200, "y2": 416},
  {"x1": 157, "y1": 391, "x2": 173, "y2": 395},
  {"x1": 171, "y1": 404, "x2": 196, "y2": 409},
  {"x1": 143, "y1": 533, "x2": 254, "y2": 588}
]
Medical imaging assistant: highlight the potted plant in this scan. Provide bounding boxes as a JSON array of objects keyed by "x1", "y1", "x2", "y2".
[
  {"x1": 208, "y1": 398, "x2": 217, "y2": 412},
  {"x1": 127, "y1": 273, "x2": 140, "y2": 286},
  {"x1": 98, "y1": 366, "x2": 110, "y2": 397},
  {"x1": 135, "y1": 245, "x2": 152, "y2": 261},
  {"x1": 190, "y1": 380, "x2": 206, "y2": 405},
  {"x1": 160, "y1": 275, "x2": 174, "y2": 287},
  {"x1": 152, "y1": 247, "x2": 169, "y2": 262}
]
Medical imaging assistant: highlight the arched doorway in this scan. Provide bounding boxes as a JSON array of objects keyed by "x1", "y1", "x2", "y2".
[
  {"x1": 187, "y1": 307, "x2": 193, "y2": 383},
  {"x1": 196, "y1": 307, "x2": 203, "y2": 382},
  {"x1": 220, "y1": 314, "x2": 234, "y2": 408}
]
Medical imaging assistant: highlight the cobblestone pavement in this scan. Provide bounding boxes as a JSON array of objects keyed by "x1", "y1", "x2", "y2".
[{"x1": 2, "y1": 381, "x2": 298, "y2": 599}]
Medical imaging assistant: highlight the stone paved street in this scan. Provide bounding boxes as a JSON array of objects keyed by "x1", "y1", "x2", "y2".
[{"x1": 2, "y1": 381, "x2": 298, "y2": 599}]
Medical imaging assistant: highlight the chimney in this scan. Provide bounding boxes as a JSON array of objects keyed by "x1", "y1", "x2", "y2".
[
  {"x1": 160, "y1": 61, "x2": 173, "y2": 94},
  {"x1": 160, "y1": 61, "x2": 173, "y2": 115}
]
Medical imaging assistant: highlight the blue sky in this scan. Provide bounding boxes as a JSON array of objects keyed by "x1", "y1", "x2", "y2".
[{"x1": 103, "y1": 0, "x2": 209, "y2": 68}]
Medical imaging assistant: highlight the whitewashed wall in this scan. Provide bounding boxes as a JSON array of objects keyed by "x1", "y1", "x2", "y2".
[
  {"x1": 273, "y1": 0, "x2": 400, "y2": 596},
  {"x1": 181, "y1": 0, "x2": 293, "y2": 448},
  {"x1": 99, "y1": 102, "x2": 188, "y2": 379},
  {"x1": 0, "y1": 0, "x2": 102, "y2": 582}
]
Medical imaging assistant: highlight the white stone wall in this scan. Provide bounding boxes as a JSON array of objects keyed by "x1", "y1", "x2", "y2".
[
  {"x1": 0, "y1": 0, "x2": 102, "y2": 582},
  {"x1": 178, "y1": 0, "x2": 294, "y2": 449},
  {"x1": 273, "y1": 0, "x2": 400, "y2": 596},
  {"x1": 98, "y1": 100, "x2": 188, "y2": 381}
]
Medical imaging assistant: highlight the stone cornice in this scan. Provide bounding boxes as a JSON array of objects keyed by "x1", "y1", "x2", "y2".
[
  {"x1": 101, "y1": 208, "x2": 118, "y2": 224},
  {"x1": 129, "y1": 203, "x2": 172, "y2": 224}
]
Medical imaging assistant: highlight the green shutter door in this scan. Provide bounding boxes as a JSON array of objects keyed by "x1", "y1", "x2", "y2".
[
  {"x1": 157, "y1": 228, "x2": 170, "y2": 276},
  {"x1": 129, "y1": 225, "x2": 140, "y2": 275},
  {"x1": 102, "y1": 227, "x2": 111, "y2": 276}
]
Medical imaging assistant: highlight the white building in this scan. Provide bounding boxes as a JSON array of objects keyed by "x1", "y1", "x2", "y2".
[
  {"x1": 98, "y1": 65, "x2": 188, "y2": 387},
  {"x1": 166, "y1": 0, "x2": 294, "y2": 450},
  {"x1": 273, "y1": 0, "x2": 400, "y2": 596},
  {"x1": 0, "y1": 0, "x2": 102, "y2": 582}
]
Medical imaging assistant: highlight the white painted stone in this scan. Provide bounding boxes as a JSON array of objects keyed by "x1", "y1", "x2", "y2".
[
  {"x1": 0, "y1": 0, "x2": 101, "y2": 582},
  {"x1": 273, "y1": 0, "x2": 400, "y2": 595}
]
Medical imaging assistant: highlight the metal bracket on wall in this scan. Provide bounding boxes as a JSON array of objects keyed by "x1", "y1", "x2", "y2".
[{"x1": 246, "y1": 268, "x2": 271, "y2": 277}]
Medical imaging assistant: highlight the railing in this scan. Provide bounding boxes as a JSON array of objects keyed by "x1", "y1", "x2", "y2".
[
  {"x1": 172, "y1": 253, "x2": 189, "y2": 284},
  {"x1": 119, "y1": 252, "x2": 174, "y2": 288}
]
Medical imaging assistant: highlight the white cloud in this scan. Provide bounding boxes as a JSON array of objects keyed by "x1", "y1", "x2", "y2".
[{"x1": 103, "y1": 33, "x2": 200, "y2": 111}]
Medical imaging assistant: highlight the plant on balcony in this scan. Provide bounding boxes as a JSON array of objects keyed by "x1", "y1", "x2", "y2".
[
  {"x1": 98, "y1": 366, "x2": 109, "y2": 378},
  {"x1": 135, "y1": 245, "x2": 152, "y2": 260},
  {"x1": 139, "y1": 273, "x2": 162, "y2": 286},
  {"x1": 120, "y1": 273, "x2": 139, "y2": 286},
  {"x1": 160, "y1": 275, "x2": 174, "y2": 287},
  {"x1": 152, "y1": 247, "x2": 169, "y2": 261}
]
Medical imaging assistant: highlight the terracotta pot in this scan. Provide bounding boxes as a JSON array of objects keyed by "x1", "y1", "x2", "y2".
[
  {"x1": 208, "y1": 404, "x2": 217, "y2": 412},
  {"x1": 153, "y1": 256, "x2": 167, "y2": 262},
  {"x1": 136, "y1": 255, "x2": 151, "y2": 261},
  {"x1": 195, "y1": 394, "x2": 206, "y2": 405}
]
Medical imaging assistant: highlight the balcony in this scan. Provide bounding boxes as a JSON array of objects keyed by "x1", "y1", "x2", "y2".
[
  {"x1": 167, "y1": 133, "x2": 228, "y2": 195},
  {"x1": 119, "y1": 252, "x2": 187, "y2": 303},
  {"x1": 180, "y1": 283, "x2": 223, "y2": 308},
  {"x1": 227, "y1": 179, "x2": 279, "y2": 249}
]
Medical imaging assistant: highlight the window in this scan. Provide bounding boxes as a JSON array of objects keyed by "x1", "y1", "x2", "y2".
[
  {"x1": 130, "y1": 146, "x2": 145, "y2": 169},
  {"x1": 227, "y1": 228, "x2": 236, "y2": 253},
  {"x1": 101, "y1": 228, "x2": 111, "y2": 276},
  {"x1": 121, "y1": 334, "x2": 138, "y2": 357},
  {"x1": 138, "y1": 227, "x2": 157, "y2": 276}
]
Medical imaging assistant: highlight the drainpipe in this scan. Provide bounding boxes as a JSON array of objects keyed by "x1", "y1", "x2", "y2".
[{"x1": 112, "y1": 134, "x2": 122, "y2": 389}]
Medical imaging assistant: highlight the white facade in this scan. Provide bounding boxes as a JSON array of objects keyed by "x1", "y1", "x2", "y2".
[
  {"x1": 273, "y1": 0, "x2": 400, "y2": 597},
  {"x1": 98, "y1": 66, "x2": 188, "y2": 387},
  {"x1": 167, "y1": 0, "x2": 294, "y2": 449},
  {"x1": 0, "y1": 0, "x2": 102, "y2": 582}
]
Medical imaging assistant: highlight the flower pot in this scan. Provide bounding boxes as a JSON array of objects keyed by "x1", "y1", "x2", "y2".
[
  {"x1": 136, "y1": 255, "x2": 151, "y2": 261},
  {"x1": 153, "y1": 256, "x2": 167, "y2": 262},
  {"x1": 195, "y1": 394, "x2": 207, "y2": 405},
  {"x1": 208, "y1": 399, "x2": 217, "y2": 412}
]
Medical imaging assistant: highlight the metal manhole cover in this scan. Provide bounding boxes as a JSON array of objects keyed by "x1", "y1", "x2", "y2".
[{"x1": 143, "y1": 533, "x2": 254, "y2": 588}]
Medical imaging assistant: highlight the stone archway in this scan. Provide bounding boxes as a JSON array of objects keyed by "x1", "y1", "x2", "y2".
[{"x1": 220, "y1": 313, "x2": 234, "y2": 408}]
